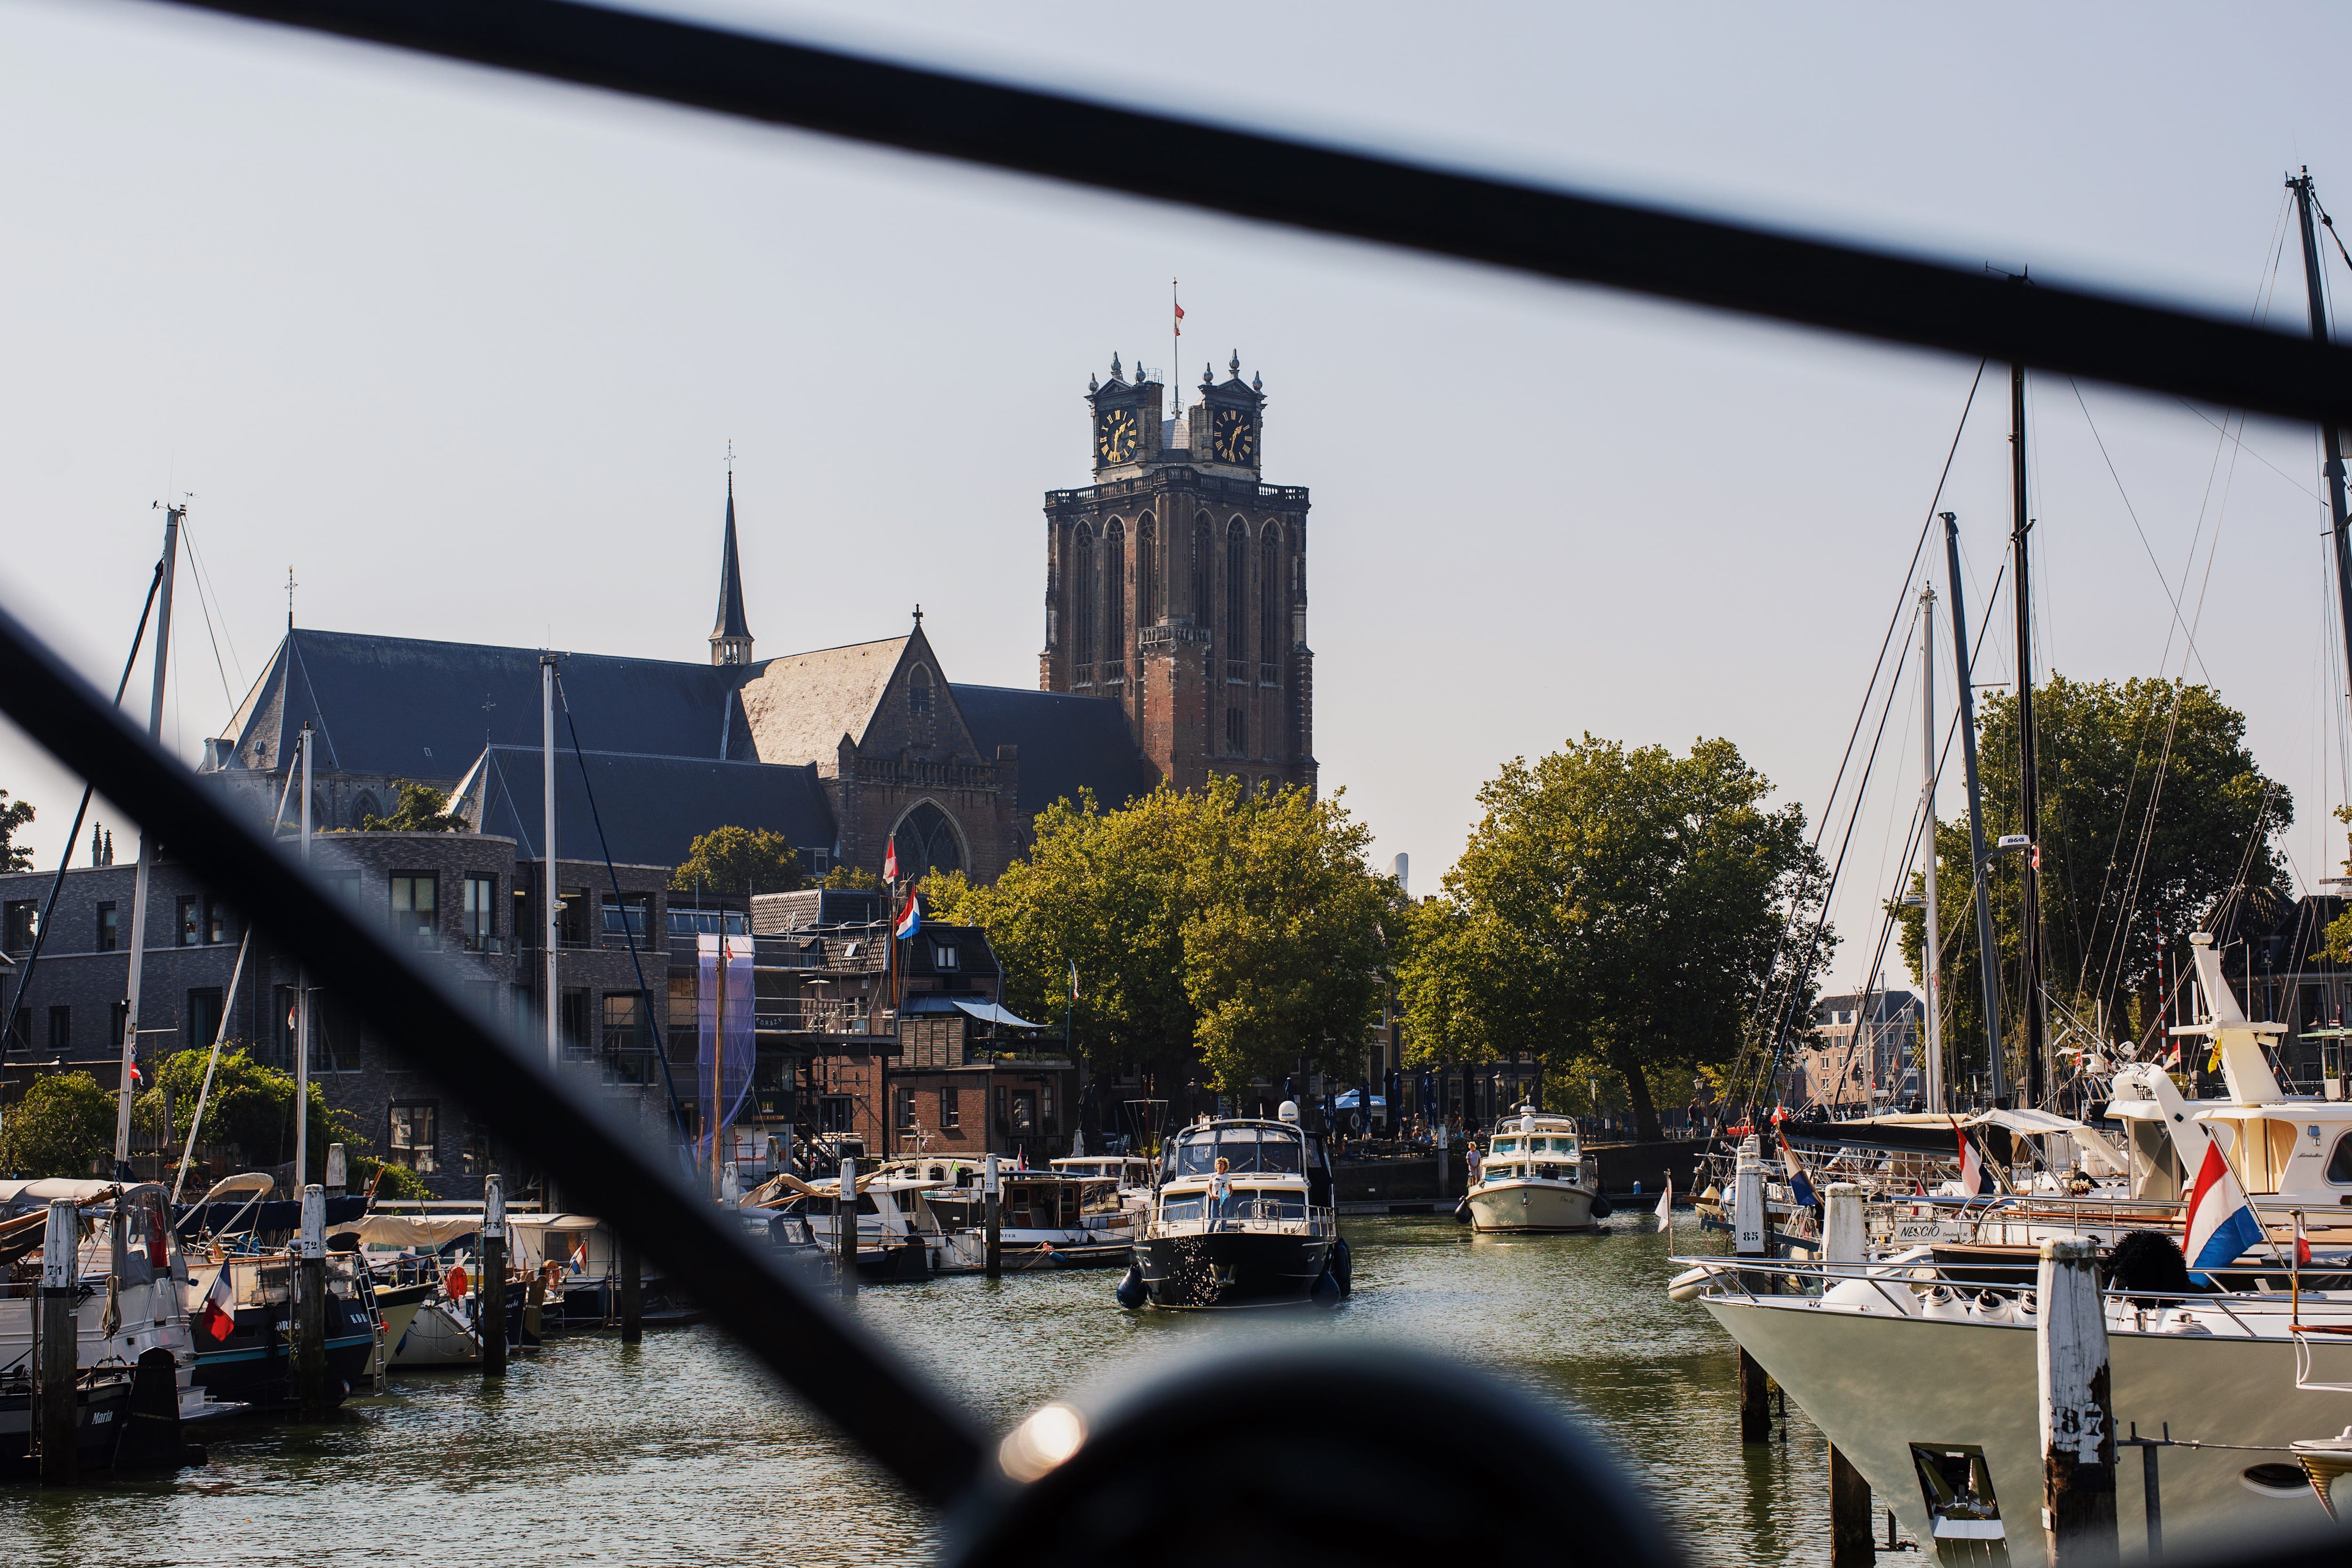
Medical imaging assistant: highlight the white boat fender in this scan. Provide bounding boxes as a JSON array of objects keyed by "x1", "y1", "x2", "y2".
[
  {"x1": 1919, "y1": 1284, "x2": 1968, "y2": 1320},
  {"x1": 1666, "y1": 1266, "x2": 1712, "y2": 1303},
  {"x1": 1821, "y1": 1275, "x2": 1918, "y2": 1316}
]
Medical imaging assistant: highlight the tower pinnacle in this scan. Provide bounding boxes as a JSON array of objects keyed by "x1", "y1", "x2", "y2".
[{"x1": 710, "y1": 472, "x2": 754, "y2": 666}]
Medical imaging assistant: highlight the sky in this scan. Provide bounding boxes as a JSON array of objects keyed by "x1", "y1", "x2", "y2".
[{"x1": 3, "y1": 0, "x2": 2350, "y2": 999}]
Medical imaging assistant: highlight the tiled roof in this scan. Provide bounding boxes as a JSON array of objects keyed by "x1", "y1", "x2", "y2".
[{"x1": 737, "y1": 636, "x2": 911, "y2": 767}]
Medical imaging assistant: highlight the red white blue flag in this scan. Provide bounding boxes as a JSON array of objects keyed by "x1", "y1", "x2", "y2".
[
  {"x1": 2183, "y1": 1133, "x2": 2263, "y2": 1280},
  {"x1": 1953, "y1": 1119, "x2": 1994, "y2": 1198},
  {"x1": 894, "y1": 892, "x2": 921, "y2": 942}
]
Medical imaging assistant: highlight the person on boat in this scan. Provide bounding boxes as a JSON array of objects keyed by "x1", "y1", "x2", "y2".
[
  {"x1": 1209, "y1": 1157, "x2": 1234, "y2": 1226},
  {"x1": 1464, "y1": 1140, "x2": 1483, "y2": 1186}
]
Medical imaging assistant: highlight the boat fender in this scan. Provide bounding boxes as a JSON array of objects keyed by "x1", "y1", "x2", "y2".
[
  {"x1": 1311, "y1": 1267, "x2": 1342, "y2": 1307},
  {"x1": 1589, "y1": 1190, "x2": 1613, "y2": 1220},
  {"x1": 1114, "y1": 1264, "x2": 1148, "y2": 1310},
  {"x1": 1453, "y1": 1198, "x2": 1472, "y2": 1225},
  {"x1": 1331, "y1": 1237, "x2": 1353, "y2": 1297},
  {"x1": 1665, "y1": 1266, "x2": 1711, "y2": 1303}
]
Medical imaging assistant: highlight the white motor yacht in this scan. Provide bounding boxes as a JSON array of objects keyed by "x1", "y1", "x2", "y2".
[{"x1": 1466, "y1": 1107, "x2": 1600, "y2": 1233}]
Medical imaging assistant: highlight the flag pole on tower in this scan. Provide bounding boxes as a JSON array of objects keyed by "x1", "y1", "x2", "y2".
[{"x1": 1172, "y1": 280, "x2": 1184, "y2": 419}]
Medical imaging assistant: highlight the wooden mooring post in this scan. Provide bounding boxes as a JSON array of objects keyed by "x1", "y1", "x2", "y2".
[
  {"x1": 837, "y1": 1157, "x2": 858, "y2": 1297},
  {"x1": 295, "y1": 1183, "x2": 332, "y2": 1417},
  {"x1": 2038, "y1": 1238, "x2": 2117, "y2": 1566},
  {"x1": 618, "y1": 1238, "x2": 642, "y2": 1344},
  {"x1": 1821, "y1": 1183, "x2": 1875, "y2": 1564},
  {"x1": 480, "y1": 1174, "x2": 508, "y2": 1379},
  {"x1": 983, "y1": 1153, "x2": 1002, "y2": 1281},
  {"x1": 1734, "y1": 1146, "x2": 1772, "y2": 1444},
  {"x1": 37, "y1": 1197, "x2": 79, "y2": 1484}
]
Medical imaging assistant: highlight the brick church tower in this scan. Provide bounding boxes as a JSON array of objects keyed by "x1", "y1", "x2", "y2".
[{"x1": 1040, "y1": 351, "x2": 1315, "y2": 796}]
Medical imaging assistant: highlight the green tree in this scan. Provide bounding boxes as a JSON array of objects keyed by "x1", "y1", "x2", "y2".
[
  {"x1": 956, "y1": 780, "x2": 1400, "y2": 1091},
  {"x1": 132, "y1": 1046, "x2": 428, "y2": 1195},
  {"x1": 0, "y1": 1072, "x2": 114, "y2": 1177},
  {"x1": 671, "y1": 826, "x2": 806, "y2": 896},
  {"x1": 820, "y1": 863, "x2": 881, "y2": 891},
  {"x1": 360, "y1": 780, "x2": 468, "y2": 832},
  {"x1": 1397, "y1": 736, "x2": 1827, "y2": 1142},
  {"x1": 1896, "y1": 676, "x2": 2289, "y2": 1063},
  {"x1": 0, "y1": 788, "x2": 34, "y2": 872}
]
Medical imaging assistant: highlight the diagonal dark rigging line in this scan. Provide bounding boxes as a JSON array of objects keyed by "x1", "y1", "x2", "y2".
[{"x1": 158, "y1": 0, "x2": 2352, "y2": 428}]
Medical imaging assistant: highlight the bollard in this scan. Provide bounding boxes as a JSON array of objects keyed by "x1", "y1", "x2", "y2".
[
  {"x1": 1830, "y1": 1444, "x2": 1876, "y2": 1567},
  {"x1": 838, "y1": 1157, "x2": 859, "y2": 1297},
  {"x1": 324, "y1": 1142, "x2": 347, "y2": 1199},
  {"x1": 1436, "y1": 1121, "x2": 1449, "y2": 1203},
  {"x1": 37, "y1": 1198, "x2": 79, "y2": 1484},
  {"x1": 1823, "y1": 1183, "x2": 1866, "y2": 1267},
  {"x1": 295, "y1": 1183, "x2": 330, "y2": 1417},
  {"x1": 2038, "y1": 1238, "x2": 2118, "y2": 1566},
  {"x1": 1734, "y1": 1149, "x2": 1772, "y2": 1443},
  {"x1": 983, "y1": 1154, "x2": 1002, "y2": 1281},
  {"x1": 479, "y1": 1175, "x2": 508, "y2": 1377},
  {"x1": 619, "y1": 1237, "x2": 643, "y2": 1344}
]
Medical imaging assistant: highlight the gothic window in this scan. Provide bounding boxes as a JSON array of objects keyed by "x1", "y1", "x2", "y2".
[
  {"x1": 908, "y1": 663, "x2": 934, "y2": 716},
  {"x1": 1226, "y1": 706, "x2": 1246, "y2": 755},
  {"x1": 1137, "y1": 513, "x2": 1156, "y2": 626},
  {"x1": 1225, "y1": 517, "x2": 1248, "y2": 680},
  {"x1": 890, "y1": 801, "x2": 965, "y2": 880},
  {"x1": 1073, "y1": 523, "x2": 1096, "y2": 680},
  {"x1": 1191, "y1": 514, "x2": 1212, "y2": 626},
  {"x1": 1103, "y1": 519, "x2": 1126, "y2": 680},
  {"x1": 1260, "y1": 524, "x2": 1281, "y2": 682}
]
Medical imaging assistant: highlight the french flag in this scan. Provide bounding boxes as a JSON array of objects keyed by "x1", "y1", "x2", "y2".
[
  {"x1": 1953, "y1": 1120, "x2": 1994, "y2": 1198},
  {"x1": 2183, "y1": 1135, "x2": 2264, "y2": 1280},
  {"x1": 191, "y1": 1267, "x2": 237, "y2": 1343}
]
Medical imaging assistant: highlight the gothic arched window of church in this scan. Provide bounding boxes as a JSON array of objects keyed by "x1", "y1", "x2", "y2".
[
  {"x1": 1225, "y1": 517, "x2": 1248, "y2": 678},
  {"x1": 1137, "y1": 513, "x2": 1156, "y2": 627},
  {"x1": 908, "y1": 663, "x2": 934, "y2": 716},
  {"x1": 891, "y1": 801, "x2": 964, "y2": 881},
  {"x1": 1072, "y1": 523, "x2": 1096, "y2": 681},
  {"x1": 1103, "y1": 519, "x2": 1126, "y2": 680},
  {"x1": 1259, "y1": 524, "x2": 1281, "y2": 682},
  {"x1": 1191, "y1": 514, "x2": 1212, "y2": 627}
]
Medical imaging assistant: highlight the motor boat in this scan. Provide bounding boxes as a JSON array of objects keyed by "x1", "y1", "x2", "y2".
[
  {"x1": 1129, "y1": 1104, "x2": 1344, "y2": 1308},
  {"x1": 1466, "y1": 1107, "x2": 1600, "y2": 1233}
]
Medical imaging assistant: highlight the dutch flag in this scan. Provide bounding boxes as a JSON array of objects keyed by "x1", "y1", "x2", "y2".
[
  {"x1": 894, "y1": 892, "x2": 921, "y2": 942},
  {"x1": 2183, "y1": 1134, "x2": 2264, "y2": 1283}
]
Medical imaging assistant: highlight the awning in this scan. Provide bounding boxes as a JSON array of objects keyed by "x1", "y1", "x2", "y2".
[{"x1": 903, "y1": 995, "x2": 1041, "y2": 1029}]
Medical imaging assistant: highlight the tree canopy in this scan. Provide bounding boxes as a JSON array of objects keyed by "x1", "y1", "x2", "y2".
[
  {"x1": 0, "y1": 1072, "x2": 113, "y2": 1178},
  {"x1": 1396, "y1": 736, "x2": 1827, "y2": 1141},
  {"x1": 1895, "y1": 675, "x2": 2288, "y2": 1062},
  {"x1": 949, "y1": 780, "x2": 1400, "y2": 1092},
  {"x1": 0, "y1": 788, "x2": 33, "y2": 872},
  {"x1": 670, "y1": 826, "x2": 806, "y2": 896},
  {"x1": 132, "y1": 1046, "x2": 429, "y2": 1196},
  {"x1": 360, "y1": 780, "x2": 468, "y2": 833}
]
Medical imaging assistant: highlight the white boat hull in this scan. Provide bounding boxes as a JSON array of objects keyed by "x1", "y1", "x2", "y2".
[
  {"x1": 1701, "y1": 1291, "x2": 2352, "y2": 1562},
  {"x1": 1467, "y1": 1179, "x2": 1595, "y2": 1233},
  {"x1": 389, "y1": 1299, "x2": 482, "y2": 1367}
]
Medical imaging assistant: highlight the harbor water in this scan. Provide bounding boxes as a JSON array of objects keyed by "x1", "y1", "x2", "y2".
[{"x1": 2, "y1": 1216, "x2": 1888, "y2": 1565}]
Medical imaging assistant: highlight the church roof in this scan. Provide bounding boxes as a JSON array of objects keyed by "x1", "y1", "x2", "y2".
[
  {"x1": 459, "y1": 746, "x2": 834, "y2": 868},
  {"x1": 736, "y1": 635, "x2": 912, "y2": 767},
  {"x1": 712, "y1": 481, "x2": 753, "y2": 642},
  {"x1": 216, "y1": 629, "x2": 741, "y2": 781},
  {"x1": 950, "y1": 684, "x2": 1163, "y2": 817}
]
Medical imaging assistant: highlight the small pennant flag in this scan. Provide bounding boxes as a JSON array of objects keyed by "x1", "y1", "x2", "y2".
[
  {"x1": 1174, "y1": 299, "x2": 1185, "y2": 336},
  {"x1": 882, "y1": 838, "x2": 899, "y2": 883},
  {"x1": 1654, "y1": 1179, "x2": 1673, "y2": 1229}
]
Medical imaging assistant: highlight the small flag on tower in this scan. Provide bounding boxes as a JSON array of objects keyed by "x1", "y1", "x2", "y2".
[
  {"x1": 882, "y1": 838, "x2": 899, "y2": 883},
  {"x1": 1174, "y1": 298, "x2": 1185, "y2": 336}
]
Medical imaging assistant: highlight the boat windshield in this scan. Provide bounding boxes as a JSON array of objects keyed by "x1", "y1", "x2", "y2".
[
  {"x1": 1490, "y1": 1137, "x2": 1520, "y2": 1155},
  {"x1": 1173, "y1": 1125, "x2": 1305, "y2": 1176},
  {"x1": 1534, "y1": 1136, "x2": 1576, "y2": 1156}
]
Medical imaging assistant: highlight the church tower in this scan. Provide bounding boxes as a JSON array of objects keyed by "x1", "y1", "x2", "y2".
[
  {"x1": 710, "y1": 473, "x2": 755, "y2": 667},
  {"x1": 1040, "y1": 350, "x2": 1315, "y2": 796}
]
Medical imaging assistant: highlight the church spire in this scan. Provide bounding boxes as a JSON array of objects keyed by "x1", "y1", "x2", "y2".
[{"x1": 710, "y1": 466, "x2": 755, "y2": 666}]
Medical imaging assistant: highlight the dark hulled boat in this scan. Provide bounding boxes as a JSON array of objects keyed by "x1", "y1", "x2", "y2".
[{"x1": 1133, "y1": 1111, "x2": 1344, "y2": 1309}]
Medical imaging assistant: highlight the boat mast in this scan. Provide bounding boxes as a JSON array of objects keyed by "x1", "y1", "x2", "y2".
[
  {"x1": 2290, "y1": 171, "x2": 2352, "y2": 710},
  {"x1": 295, "y1": 722, "x2": 312, "y2": 1184},
  {"x1": 112, "y1": 501, "x2": 180, "y2": 1173},
  {"x1": 1944, "y1": 512, "x2": 2008, "y2": 1106},
  {"x1": 2010, "y1": 361, "x2": 2045, "y2": 1108},
  {"x1": 542, "y1": 653, "x2": 560, "y2": 1072},
  {"x1": 1919, "y1": 585, "x2": 1944, "y2": 1112}
]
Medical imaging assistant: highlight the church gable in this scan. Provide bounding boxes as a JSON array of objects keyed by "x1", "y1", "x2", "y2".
[
  {"x1": 737, "y1": 635, "x2": 910, "y2": 770},
  {"x1": 854, "y1": 626, "x2": 987, "y2": 765}
]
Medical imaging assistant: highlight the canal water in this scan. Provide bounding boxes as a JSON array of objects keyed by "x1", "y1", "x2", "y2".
[{"x1": 2, "y1": 1216, "x2": 1889, "y2": 1565}]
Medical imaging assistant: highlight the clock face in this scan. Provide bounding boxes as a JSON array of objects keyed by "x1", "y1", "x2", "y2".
[
  {"x1": 1096, "y1": 406, "x2": 1139, "y2": 465},
  {"x1": 1211, "y1": 407, "x2": 1257, "y2": 465}
]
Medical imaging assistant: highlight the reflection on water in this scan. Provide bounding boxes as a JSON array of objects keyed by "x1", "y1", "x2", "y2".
[{"x1": 0, "y1": 1218, "x2": 1867, "y2": 1566}]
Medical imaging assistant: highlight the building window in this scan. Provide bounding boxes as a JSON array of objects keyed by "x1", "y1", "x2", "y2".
[
  {"x1": 1226, "y1": 707, "x2": 1246, "y2": 755},
  {"x1": 207, "y1": 899, "x2": 230, "y2": 945},
  {"x1": 1137, "y1": 513, "x2": 1157, "y2": 625},
  {"x1": 389, "y1": 1102, "x2": 439, "y2": 1174},
  {"x1": 561, "y1": 988, "x2": 592, "y2": 1059},
  {"x1": 2, "y1": 900, "x2": 36, "y2": 956},
  {"x1": 186, "y1": 987, "x2": 224, "y2": 1052},
  {"x1": 47, "y1": 1005, "x2": 70, "y2": 1052},
  {"x1": 110, "y1": 1001, "x2": 128, "y2": 1056},
  {"x1": 1072, "y1": 522, "x2": 1096, "y2": 680},
  {"x1": 602, "y1": 992, "x2": 651, "y2": 1085},
  {"x1": 890, "y1": 802, "x2": 964, "y2": 880},
  {"x1": 601, "y1": 894, "x2": 650, "y2": 943},
  {"x1": 897, "y1": 1086, "x2": 917, "y2": 1132},
  {"x1": 177, "y1": 895, "x2": 200, "y2": 947},
  {"x1": 931, "y1": 941, "x2": 959, "y2": 971},
  {"x1": 802, "y1": 848, "x2": 832, "y2": 876},
  {"x1": 908, "y1": 664, "x2": 934, "y2": 716},
  {"x1": 390, "y1": 874, "x2": 437, "y2": 949},
  {"x1": 96, "y1": 902, "x2": 118, "y2": 952},
  {"x1": 462, "y1": 876, "x2": 497, "y2": 951},
  {"x1": 1260, "y1": 524, "x2": 1282, "y2": 681},
  {"x1": 1192, "y1": 514, "x2": 1212, "y2": 626},
  {"x1": 819, "y1": 1095, "x2": 855, "y2": 1135},
  {"x1": 1103, "y1": 519, "x2": 1126, "y2": 682},
  {"x1": 1225, "y1": 517, "x2": 1248, "y2": 669},
  {"x1": 940, "y1": 1084, "x2": 960, "y2": 1130},
  {"x1": 557, "y1": 887, "x2": 592, "y2": 947}
]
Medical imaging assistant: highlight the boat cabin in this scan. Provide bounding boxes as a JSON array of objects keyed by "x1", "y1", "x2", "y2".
[
  {"x1": 1480, "y1": 1117, "x2": 1582, "y2": 1184},
  {"x1": 1152, "y1": 1119, "x2": 1335, "y2": 1224}
]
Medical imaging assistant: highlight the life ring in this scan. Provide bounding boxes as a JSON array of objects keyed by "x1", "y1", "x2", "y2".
[{"x1": 444, "y1": 1264, "x2": 469, "y2": 1300}]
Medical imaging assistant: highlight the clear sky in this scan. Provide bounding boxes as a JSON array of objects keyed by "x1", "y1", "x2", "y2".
[{"x1": 3, "y1": 0, "x2": 2347, "y2": 1000}]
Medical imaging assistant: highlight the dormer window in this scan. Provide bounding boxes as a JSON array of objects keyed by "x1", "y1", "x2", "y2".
[{"x1": 932, "y1": 941, "x2": 959, "y2": 971}]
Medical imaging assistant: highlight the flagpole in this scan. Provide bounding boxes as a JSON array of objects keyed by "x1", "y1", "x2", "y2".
[{"x1": 1171, "y1": 278, "x2": 1179, "y2": 421}]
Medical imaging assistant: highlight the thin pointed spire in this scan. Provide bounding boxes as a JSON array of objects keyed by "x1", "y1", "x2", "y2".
[{"x1": 710, "y1": 472, "x2": 754, "y2": 666}]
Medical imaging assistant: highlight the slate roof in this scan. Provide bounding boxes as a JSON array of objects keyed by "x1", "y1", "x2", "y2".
[
  {"x1": 950, "y1": 684, "x2": 1163, "y2": 817},
  {"x1": 458, "y1": 746, "x2": 834, "y2": 868},
  {"x1": 218, "y1": 629, "x2": 744, "y2": 781},
  {"x1": 736, "y1": 635, "x2": 910, "y2": 766}
]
